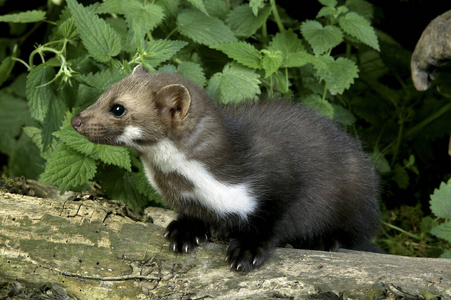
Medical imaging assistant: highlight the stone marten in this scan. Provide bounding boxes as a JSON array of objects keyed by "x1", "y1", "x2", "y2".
[{"x1": 71, "y1": 65, "x2": 381, "y2": 272}]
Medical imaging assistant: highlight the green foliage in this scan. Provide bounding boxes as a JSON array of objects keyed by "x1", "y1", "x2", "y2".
[
  {"x1": 429, "y1": 179, "x2": 451, "y2": 257},
  {"x1": 0, "y1": 0, "x2": 450, "y2": 253},
  {"x1": 0, "y1": 10, "x2": 46, "y2": 23}
]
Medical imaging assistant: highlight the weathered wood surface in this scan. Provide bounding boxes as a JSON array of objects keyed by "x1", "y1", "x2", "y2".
[{"x1": 0, "y1": 191, "x2": 450, "y2": 299}]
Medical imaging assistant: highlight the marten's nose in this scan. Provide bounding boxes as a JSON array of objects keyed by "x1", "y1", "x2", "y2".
[{"x1": 71, "y1": 116, "x2": 82, "y2": 130}]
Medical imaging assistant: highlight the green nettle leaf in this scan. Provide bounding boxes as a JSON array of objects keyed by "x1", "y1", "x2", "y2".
[
  {"x1": 319, "y1": 0, "x2": 337, "y2": 7},
  {"x1": 54, "y1": 126, "x2": 132, "y2": 171},
  {"x1": 207, "y1": 63, "x2": 260, "y2": 104},
  {"x1": 346, "y1": 0, "x2": 374, "y2": 21},
  {"x1": 249, "y1": 0, "x2": 265, "y2": 16},
  {"x1": 316, "y1": 7, "x2": 337, "y2": 18},
  {"x1": 53, "y1": 126, "x2": 96, "y2": 156},
  {"x1": 66, "y1": 0, "x2": 122, "y2": 63},
  {"x1": 177, "y1": 61, "x2": 207, "y2": 87},
  {"x1": 0, "y1": 92, "x2": 35, "y2": 155},
  {"x1": 80, "y1": 69, "x2": 126, "y2": 91},
  {"x1": 94, "y1": 145, "x2": 132, "y2": 172},
  {"x1": 141, "y1": 40, "x2": 188, "y2": 68},
  {"x1": 0, "y1": 10, "x2": 46, "y2": 23},
  {"x1": 302, "y1": 94, "x2": 334, "y2": 118},
  {"x1": 338, "y1": 12, "x2": 379, "y2": 51},
  {"x1": 315, "y1": 56, "x2": 359, "y2": 95},
  {"x1": 58, "y1": 18, "x2": 78, "y2": 41},
  {"x1": 268, "y1": 30, "x2": 307, "y2": 68},
  {"x1": 261, "y1": 50, "x2": 283, "y2": 78},
  {"x1": 430, "y1": 222, "x2": 451, "y2": 243},
  {"x1": 41, "y1": 95, "x2": 67, "y2": 149},
  {"x1": 40, "y1": 144, "x2": 97, "y2": 193},
  {"x1": 0, "y1": 56, "x2": 15, "y2": 86},
  {"x1": 211, "y1": 42, "x2": 262, "y2": 70},
  {"x1": 331, "y1": 103, "x2": 356, "y2": 125},
  {"x1": 96, "y1": 0, "x2": 122, "y2": 14},
  {"x1": 23, "y1": 126, "x2": 45, "y2": 154},
  {"x1": 300, "y1": 20, "x2": 343, "y2": 56},
  {"x1": 122, "y1": 0, "x2": 165, "y2": 33},
  {"x1": 177, "y1": 9, "x2": 237, "y2": 46},
  {"x1": 186, "y1": 0, "x2": 209, "y2": 15},
  {"x1": 26, "y1": 64, "x2": 56, "y2": 123},
  {"x1": 430, "y1": 179, "x2": 451, "y2": 219},
  {"x1": 98, "y1": 166, "x2": 161, "y2": 211},
  {"x1": 227, "y1": 4, "x2": 272, "y2": 37}
]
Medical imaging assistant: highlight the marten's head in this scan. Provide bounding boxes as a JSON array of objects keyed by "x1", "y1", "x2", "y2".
[{"x1": 71, "y1": 65, "x2": 193, "y2": 149}]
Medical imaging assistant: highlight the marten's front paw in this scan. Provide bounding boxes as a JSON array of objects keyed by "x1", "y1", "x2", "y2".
[
  {"x1": 226, "y1": 239, "x2": 270, "y2": 272},
  {"x1": 164, "y1": 219, "x2": 209, "y2": 253}
]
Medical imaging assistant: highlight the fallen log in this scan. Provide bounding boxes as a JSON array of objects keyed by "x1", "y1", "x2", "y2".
[{"x1": 0, "y1": 191, "x2": 450, "y2": 299}]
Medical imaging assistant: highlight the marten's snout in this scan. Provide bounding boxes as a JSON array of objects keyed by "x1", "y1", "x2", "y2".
[{"x1": 71, "y1": 115, "x2": 82, "y2": 131}]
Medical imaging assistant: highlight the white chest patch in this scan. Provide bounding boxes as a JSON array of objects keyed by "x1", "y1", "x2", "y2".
[
  {"x1": 116, "y1": 125, "x2": 143, "y2": 146},
  {"x1": 140, "y1": 139, "x2": 257, "y2": 219}
]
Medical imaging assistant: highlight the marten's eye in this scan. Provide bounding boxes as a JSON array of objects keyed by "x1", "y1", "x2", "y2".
[{"x1": 110, "y1": 104, "x2": 126, "y2": 117}]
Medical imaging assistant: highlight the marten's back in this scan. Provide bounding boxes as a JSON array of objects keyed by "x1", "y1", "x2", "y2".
[{"x1": 218, "y1": 100, "x2": 380, "y2": 251}]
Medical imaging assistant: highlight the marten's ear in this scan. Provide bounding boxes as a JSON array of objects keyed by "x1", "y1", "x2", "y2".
[
  {"x1": 132, "y1": 65, "x2": 149, "y2": 75},
  {"x1": 155, "y1": 84, "x2": 191, "y2": 123}
]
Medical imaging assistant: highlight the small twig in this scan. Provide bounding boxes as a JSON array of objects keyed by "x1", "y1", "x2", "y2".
[{"x1": 44, "y1": 266, "x2": 160, "y2": 282}]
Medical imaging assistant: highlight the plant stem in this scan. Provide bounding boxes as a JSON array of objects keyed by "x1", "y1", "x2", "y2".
[
  {"x1": 270, "y1": 0, "x2": 285, "y2": 32},
  {"x1": 321, "y1": 81, "x2": 328, "y2": 102},
  {"x1": 391, "y1": 113, "x2": 405, "y2": 167},
  {"x1": 12, "y1": 57, "x2": 31, "y2": 70},
  {"x1": 382, "y1": 221, "x2": 422, "y2": 240},
  {"x1": 406, "y1": 101, "x2": 451, "y2": 138}
]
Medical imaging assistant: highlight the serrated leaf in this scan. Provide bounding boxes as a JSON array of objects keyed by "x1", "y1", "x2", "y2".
[
  {"x1": 249, "y1": 0, "x2": 265, "y2": 16},
  {"x1": 0, "y1": 56, "x2": 15, "y2": 86},
  {"x1": 302, "y1": 94, "x2": 334, "y2": 118},
  {"x1": 211, "y1": 42, "x2": 262, "y2": 69},
  {"x1": 268, "y1": 30, "x2": 307, "y2": 68},
  {"x1": 316, "y1": 7, "x2": 337, "y2": 18},
  {"x1": 54, "y1": 125, "x2": 132, "y2": 171},
  {"x1": 430, "y1": 179, "x2": 451, "y2": 219},
  {"x1": 67, "y1": 0, "x2": 122, "y2": 63},
  {"x1": 319, "y1": 0, "x2": 337, "y2": 7},
  {"x1": 26, "y1": 64, "x2": 56, "y2": 123},
  {"x1": 177, "y1": 9, "x2": 237, "y2": 46},
  {"x1": 41, "y1": 95, "x2": 66, "y2": 150},
  {"x1": 207, "y1": 63, "x2": 260, "y2": 104},
  {"x1": 227, "y1": 4, "x2": 271, "y2": 37},
  {"x1": 23, "y1": 126, "x2": 45, "y2": 154},
  {"x1": 141, "y1": 39, "x2": 188, "y2": 68},
  {"x1": 0, "y1": 10, "x2": 46, "y2": 23},
  {"x1": 0, "y1": 92, "x2": 35, "y2": 155},
  {"x1": 205, "y1": 0, "x2": 230, "y2": 20},
  {"x1": 430, "y1": 222, "x2": 451, "y2": 243},
  {"x1": 96, "y1": 0, "x2": 122, "y2": 14},
  {"x1": 99, "y1": 166, "x2": 160, "y2": 211},
  {"x1": 332, "y1": 103, "x2": 356, "y2": 125},
  {"x1": 371, "y1": 149, "x2": 391, "y2": 174},
  {"x1": 177, "y1": 61, "x2": 206, "y2": 87},
  {"x1": 314, "y1": 56, "x2": 359, "y2": 95},
  {"x1": 261, "y1": 50, "x2": 283, "y2": 78},
  {"x1": 94, "y1": 145, "x2": 132, "y2": 171},
  {"x1": 58, "y1": 18, "x2": 78, "y2": 41},
  {"x1": 187, "y1": 0, "x2": 209, "y2": 15},
  {"x1": 80, "y1": 68, "x2": 126, "y2": 91},
  {"x1": 40, "y1": 144, "x2": 97, "y2": 193},
  {"x1": 338, "y1": 12, "x2": 379, "y2": 51},
  {"x1": 122, "y1": 0, "x2": 165, "y2": 33},
  {"x1": 301, "y1": 20, "x2": 343, "y2": 56},
  {"x1": 54, "y1": 126, "x2": 96, "y2": 155},
  {"x1": 346, "y1": 0, "x2": 374, "y2": 21}
]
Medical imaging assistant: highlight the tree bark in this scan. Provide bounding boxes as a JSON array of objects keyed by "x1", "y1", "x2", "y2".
[{"x1": 0, "y1": 191, "x2": 450, "y2": 299}]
